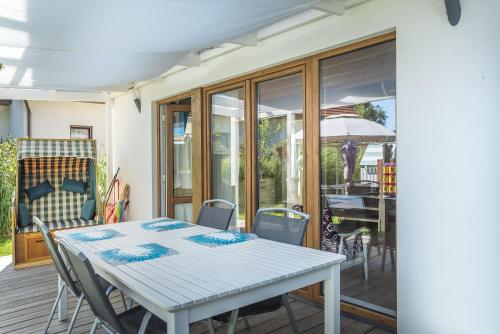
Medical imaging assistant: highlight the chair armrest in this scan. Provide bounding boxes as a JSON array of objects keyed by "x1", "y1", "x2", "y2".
[{"x1": 338, "y1": 228, "x2": 370, "y2": 255}]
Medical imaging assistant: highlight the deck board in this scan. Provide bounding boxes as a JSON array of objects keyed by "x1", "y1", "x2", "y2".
[{"x1": 0, "y1": 263, "x2": 393, "y2": 334}]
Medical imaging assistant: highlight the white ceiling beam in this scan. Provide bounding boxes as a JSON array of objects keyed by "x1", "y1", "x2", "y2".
[
  {"x1": 231, "y1": 32, "x2": 259, "y2": 47},
  {"x1": 313, "y1": 0, "x2": 345, "y2": 15},
  {"x1": 344, "y1": 0, "x2": 372, "y2": 9},
  {"x1": 0, "y1": 88, "x2": 110, "y2": 102}
]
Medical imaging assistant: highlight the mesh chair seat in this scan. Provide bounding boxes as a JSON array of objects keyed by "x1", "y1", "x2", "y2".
[
  {"x1": 33, "y1": 216, "x2": 119, "y2": 334},
  {"x1": 60, "y1": 240, "x2": 166, "y2": 334},
  {"x1": 209, "y1": 208, "x2": 310, "y2": 334},
  {"x1": 213, "y1": 296, "x2": 282, "y2": 323},
  {"x1": 118, "y1": 307, "x2": 167, "y2": 334}
]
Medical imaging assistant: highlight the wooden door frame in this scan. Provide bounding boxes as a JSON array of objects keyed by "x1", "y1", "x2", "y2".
[
  {"x1": 203, "y1": 82, "x2": 251, "y2": 230},
  {"x1": 165, "y1": 31, "x2": 397, "y2": 327},
  {"x1": 156, "y1": 90, "x2": 203, "y2": 222},
  {"x1": 156, "y1": 92, "x2": 191, "y2": 217},
  {"x1": 249, "y1": 65, "x2": 307, "y2": 227},
  {"x1": 164, "y1": 104, "x2": 192, "y2": 218}
]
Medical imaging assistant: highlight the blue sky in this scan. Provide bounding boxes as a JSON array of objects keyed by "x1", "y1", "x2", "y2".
[{"x1": 372, "y1": 99, "x2": 396, "y2": 131}]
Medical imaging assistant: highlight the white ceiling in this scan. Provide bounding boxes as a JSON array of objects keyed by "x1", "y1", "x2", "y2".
[{"x1": 0, "y1": 0, "x2": 321, "y2": 92}]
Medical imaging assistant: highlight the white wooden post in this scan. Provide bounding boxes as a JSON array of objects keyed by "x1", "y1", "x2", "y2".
[{"x1": 324, "y1": 264, "x2": 341, "y2": 334}]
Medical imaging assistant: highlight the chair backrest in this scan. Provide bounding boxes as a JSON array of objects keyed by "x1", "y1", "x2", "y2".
[
  {"x1": 33, "y1": 216, "x2": 80, "y2": 296},
  {"x1": 252, "y1": 208, "x2": 310, "y2": 246},
  {"x1": 196, "y1": 199, "x2": 236, "y2": 230},
  {"x1": 58, "y1": 240, "x2": 126, "y2": 333}
]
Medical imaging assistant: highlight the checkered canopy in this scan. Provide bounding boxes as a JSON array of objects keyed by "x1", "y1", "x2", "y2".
[
  {"x1": 16, "y1": 139, "x2": 98, "y2": 233},
  {"x1": 17, "y1": 139, "x2": 96, "y2": 161}
]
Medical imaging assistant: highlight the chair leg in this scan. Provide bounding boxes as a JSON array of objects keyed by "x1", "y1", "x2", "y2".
[
  {"x1": 44, "y1": 283, "x2": 66, "y2": 334},
  {"x1": 206, "y1": 318, "x2": 216, "y2": 334},
  {"x1": 127, "y1": 297, "x2": 134, "y2": 309},
  {"x1": 363, "y1": 242, "x2": 369, "y2": 280},
  {"x1": 243, "y1": 316, "x2": 251, "y2": 330},
  {"x1": 227, "y1": 309, "x2": 239, "y2": 334},
  {"x1": 105, "y1": 285, "x2": 114, "y2": 296},
  {"x1": 90, "y1": 318, "x2": 99, "y2": 334},
  {"x1": 67, "y1": 293, "x2": 84, "y2": 334},
  {"x1": 138, "y1": 311, "x2": 153, "y2": 334},
  {"x1": 281, "y1": 294, "x2": 300, "y2": 334},
  {"x1": 390, "y1": 247, "x2": 396, "y2": 272},
  {"x1": 120, "y1": 291, "x2": 127, "y2": 310}
]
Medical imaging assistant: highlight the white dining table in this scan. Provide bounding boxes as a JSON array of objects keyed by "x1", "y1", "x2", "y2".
[{"x1": 55, "y1": 219, "x2": 345, "y2": 333}]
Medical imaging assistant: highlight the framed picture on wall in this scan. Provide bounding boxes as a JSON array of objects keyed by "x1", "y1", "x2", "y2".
[{"x1": 70, "y1": 125, "x2": 93, "y2": 139}]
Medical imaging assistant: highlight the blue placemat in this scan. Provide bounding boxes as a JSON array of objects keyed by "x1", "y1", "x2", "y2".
[
  {"x1": 185, "y1": 231, "x2": 257, "y2": 247},
  {"x1": 141, "y1": 219, "x2": 193, "y2": 231},
  {"x1": 68, "y1": 229, "x2": 125, "y2": 243},
  {"x1": 98, "y1": 243, "x2": 178, "y2": 265}
]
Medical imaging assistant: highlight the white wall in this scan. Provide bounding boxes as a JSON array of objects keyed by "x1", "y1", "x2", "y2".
[
  {"x1": 111, "y1": 0, "x2": 500, "y2": 332},
  {"x1": 9, "y1": 100, "x2": 27, "y2": 138},
  {"x1": 29, "y1": 100, "x2": 106, "y2": 153},
  {"x1": 0, "y1": 105, "x2": 10, "y2": 140}
]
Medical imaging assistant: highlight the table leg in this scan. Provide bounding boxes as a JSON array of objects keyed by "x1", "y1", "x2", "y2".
[
  {"x1": 57, "y1": 274, "x2": 68, "y2": 321},
  {"x1": 324, "y1": 264, "x2": 340, "y2": 334},
  {"x1": 166, "y1": 310, "x2": 189, "y2": 334}
]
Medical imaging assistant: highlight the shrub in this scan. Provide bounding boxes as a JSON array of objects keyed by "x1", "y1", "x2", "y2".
[
  {"x1": 96, "y1": 146, "x2": 107, "y2": 204},
  {"x1": 0, "y1": 138, "x2": 16, "y2": 236}
]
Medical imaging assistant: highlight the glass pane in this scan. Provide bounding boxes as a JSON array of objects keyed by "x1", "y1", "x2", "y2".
[
  {"x1": 172, "y1": 111, "x2": 193, "y2": 197},
  {"x1": 174, "y1": 203, "x2": 192, "y2": 222},
  {"x1": 211, "y1": 88, "x2": 245, "y2": 230},
  {"x1": 256, "y1": 73, "x2": 303, "y2": 210},
  {"x1": 319, "y1": 40, "x2": 396, "y2": 315},
  {"x1": 70, "y1": 127, "x2": 91, "y2": 139},
  {"x1": 159, "y1": 105, "x2": 167, "y2": 216}
]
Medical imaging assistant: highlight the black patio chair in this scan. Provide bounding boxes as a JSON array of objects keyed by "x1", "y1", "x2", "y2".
[
  {"x1": 209, "y1": 207, "x2": 311, "y2": 334},
  {"x1": 196, "y1": 199, "x2": 236, "y2": 230},
  {"x1": 33, "y1": 216, "x2": 125, "y2": 334},
  {"x1": 58, "y1": 239, "x2": 167, "y2": 334}
]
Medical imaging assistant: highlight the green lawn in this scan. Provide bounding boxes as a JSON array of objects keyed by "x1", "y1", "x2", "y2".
[{"x1": 0, "y1": 236, "x2": 12, "y2": 257}]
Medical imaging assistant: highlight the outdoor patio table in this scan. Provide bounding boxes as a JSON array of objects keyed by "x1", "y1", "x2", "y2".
[{"x1": 55, "y1": 219, "x2": 345, "y2": 333}]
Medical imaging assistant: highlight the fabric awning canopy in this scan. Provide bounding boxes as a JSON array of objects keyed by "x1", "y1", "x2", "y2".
[{"x1": 17, "y1": 139, "x2": 96, "y2": 161}]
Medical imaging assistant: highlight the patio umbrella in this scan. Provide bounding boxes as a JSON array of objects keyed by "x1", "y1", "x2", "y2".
[
  {"x1": 296, "y1": 114, "x2": 396, "y2": 194},
  {"x1": 296, "y1": 114, "x2": 396, "y2": 143}
]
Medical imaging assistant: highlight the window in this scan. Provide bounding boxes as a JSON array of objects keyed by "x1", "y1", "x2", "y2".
[
  {"x1": 319, "y1": 40, "x2": 396, "y2": 315},
  {"x1": 210, "y1": 87, "x2": 245, "y2": 229},
  {"x1": 70, "y1": 125, "x2": 92, "y2": 139},
  {"x1": 256, "y1": 72, "x2": 304, "y2": 210}
]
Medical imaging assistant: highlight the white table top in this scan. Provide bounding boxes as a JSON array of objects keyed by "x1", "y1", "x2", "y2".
[{"x1": 56, "y1": 219, "x2": 344, "y2": 314}]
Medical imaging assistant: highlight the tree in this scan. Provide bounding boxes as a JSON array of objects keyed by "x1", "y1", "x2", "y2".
[{"x1": 354, "y1": 103, "x2": 387, "y2": 125}]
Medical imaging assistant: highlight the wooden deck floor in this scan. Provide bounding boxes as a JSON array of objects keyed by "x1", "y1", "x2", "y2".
[{"x1": 0, "y1": 262, "x2": 393, "y2": 334}]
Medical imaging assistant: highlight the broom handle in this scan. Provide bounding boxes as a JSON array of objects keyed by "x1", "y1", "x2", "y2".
[{"x1": 104, "y1": 167, "x2": 120, "y2": 205}]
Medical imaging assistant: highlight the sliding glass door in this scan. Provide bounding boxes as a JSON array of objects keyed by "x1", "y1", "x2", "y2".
[
  {"x1": 256, "y1": 72, "x2": 304, "y2": 211},
  {"x1": 319, "y1": 40, "x2": 396, "y2": 315},
  {"x1": 159, "y1": 102, "x2": 193, "y2": 222},
  {"x1": 201, "y1": 34, "x2": 397, "y2": 324},
  {"x1": 209, "y1": 88, "x2": 246, "y2": 229}
]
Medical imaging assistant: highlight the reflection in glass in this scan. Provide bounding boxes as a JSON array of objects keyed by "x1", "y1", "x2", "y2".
[
  {"x1": 210, "y1": 88, "x2": 245, "y2": 229},
  {"x1": 173, "y1": 111, "x2": 193, "y2": 198},
  {"x1": 174, "y1": 203, "x2": 192, "y2": 222},
  {"x1": 256, "y1": 73, "x2": 303, "y2": 210},
  {"x1": 319, "y1": 40, "x2": 397, "y2": 315}
]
